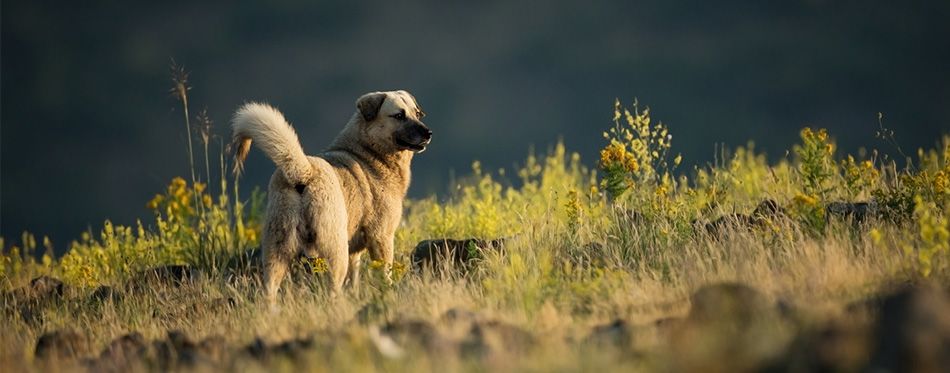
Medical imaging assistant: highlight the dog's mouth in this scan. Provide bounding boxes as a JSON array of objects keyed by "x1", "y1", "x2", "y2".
[{"x1": 395, "y1": 137, "x2": 430, "y2": 153}]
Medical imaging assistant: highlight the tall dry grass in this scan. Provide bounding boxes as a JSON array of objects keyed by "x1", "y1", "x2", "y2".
[{"x1": 1, "y1": 84, "x2": 947, "y2": 371}]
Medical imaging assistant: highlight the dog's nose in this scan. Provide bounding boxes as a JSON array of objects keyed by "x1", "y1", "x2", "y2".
[{"x1": 424, "y1": 128, "x2": 433, "y2": 139}]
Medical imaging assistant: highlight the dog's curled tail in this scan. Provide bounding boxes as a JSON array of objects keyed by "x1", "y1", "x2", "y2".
[{"x1": 231, "y1": 102, "x2": 313, "y2": 185}]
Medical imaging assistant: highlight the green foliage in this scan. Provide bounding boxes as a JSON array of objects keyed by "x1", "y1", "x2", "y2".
[
  {"x1": 0, "y1": 233, "x2": 55, "y2": 285},
  {"x1": 794, "y1": 128, "x2": 837, "y2": 199},
  {"x1": 789, "y1": 128, "x2": 835, "y2": 232},
  {"x1": 841, "y1": 155, "x2": 880, "y2": 200},
  {"x1": 896, "y1": 137, "x2": 950, "y2": 277},
  {"x1": 4, "y1": 92, "x2": 950, "y2": 372},
  {"x1": 55, "y1": 177, "x2": 263, "y2": 288},
  {"x1": 1, "y1": 64, "x2": 265, "y2": 288},
  {"x1": 399, "y1": 142, "x2": 605, "y2": 251},
  {"x1": 907, "y1": 196, "x2": 949, "y2": 277},
  {"x1": 2, "y1": 99, "x2": 949, "y2": 291},
  {"x1": 598, "y1": 99, "x2": 680, "y2": 205}
]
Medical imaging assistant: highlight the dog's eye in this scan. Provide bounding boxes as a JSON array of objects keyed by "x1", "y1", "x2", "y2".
[{"x1": 392, "y1": 111, "x2": 407, "y2": 121}]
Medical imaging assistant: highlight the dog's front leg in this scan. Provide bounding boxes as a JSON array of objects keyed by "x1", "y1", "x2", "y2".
[
  {"x1": 368, "y1": 238, "x2": 394, "y2": 286},
  {"x1": 347, "y1": 251, "x2": 363, "y2": 289}
]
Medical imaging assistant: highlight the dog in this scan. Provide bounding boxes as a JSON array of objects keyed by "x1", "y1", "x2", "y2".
[{"x1": 231, "y1": 90, "x2": 431, "y2": 301}]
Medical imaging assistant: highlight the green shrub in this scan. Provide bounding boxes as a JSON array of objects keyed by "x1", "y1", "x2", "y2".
[{"x1": 3, "y1": 97, "x2": 949, "y2": 289}]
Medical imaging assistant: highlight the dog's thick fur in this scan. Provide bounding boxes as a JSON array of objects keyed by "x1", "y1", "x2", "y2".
[{"x1": 231, "y1": 91, "x2": 431, "y2": 300}]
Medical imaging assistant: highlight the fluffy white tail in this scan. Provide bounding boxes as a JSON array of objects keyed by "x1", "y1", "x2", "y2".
[{"x1": 231, "y1": 102, "x2": 313, "y2": 185}]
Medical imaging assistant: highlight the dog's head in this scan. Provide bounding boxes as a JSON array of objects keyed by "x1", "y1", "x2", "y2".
[{"x1": 356, "y1": 90, "x2": 432, "y2": 154}]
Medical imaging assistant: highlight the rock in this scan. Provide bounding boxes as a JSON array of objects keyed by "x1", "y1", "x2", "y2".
[
  {"x1": 652, "y1": 316, "x2": 684, "y2": 338},
  {"x1": 30, "y1": 276, "x2": 65, "y2": 300},
  {"x1": 128, "y1": 265, "x2": 197, "y2": 289},
  {"x1": 668, "y1": 283, "x2": 791, "y2": 372},
  {"x1": 89, "y1": 286, "x2": 123, "y2": 303},
  {"x1": 2, "y1": 276, "x2": 68, "y2": 325},
  {"x1": 777, "y1": 314, "x2": 873, "y2": 373},
  {"x1": 35, "y1": 330, "x2": 90, "y2": 361},
  {"x1": 152, "y1": 330, "x2": 196, "y2": 368},
  {"x1": 688, "y1": 282, "x2": 774, "y2": 324},
  {"x1": 89, "y1": 332, "x2": 150, "y2": 371},
  {"x1": 411, "y1": 238, "x2": 506, "y2": 273},
  {"x1": 152, "y1": 330, "x2": 228, "y2": 368},
  {"x1": 826, "y1": 201, "x2": 879, "y2": 225},
  {"x1": 440, "y1": 308, "x2": 482, "y2": 325},
  {"x1": 4, "y1": 275, "x2": 66, "y2": 304},
  {"x1": 752, "y1": 199, "x2": 786, "y2": 218},
  {"x1": 243, "y1": 338, "x2": 269, "y2": 359},
  {"x1": 439, "y1": 307, "x2": 485, "y2": 339},
  {"x1": 194, "y1": 335, "x2": 229, "y2": 363},
  {"x1": 702, "y1": 213, "x2": 758, "y2": 234},
  {"x1": 245, "y1": 336, "x2": 315, "y2": 361},
  {"x1": 585, "y1": 319, "x2": 634, "y2": 350},
  {"x1": 867, "y1": 283, "x2": 950, "y2": 373},
  {"x1": 699, "y1": 199, "x2": 789, "y2": 236},
  {"x1": 774, "y1": 283, "x2": 950, "y2": 373},
  {"x1": 461, "y1": 319, "x2": 536, "y2": 359},
  {"x1": 380, "y1": 319, "x2": 455, "y2": 355}
]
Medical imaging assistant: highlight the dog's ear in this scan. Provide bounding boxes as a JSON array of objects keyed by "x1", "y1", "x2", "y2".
[{"x1": 356, "y1": 92, "x2": 387, "y2": 122}]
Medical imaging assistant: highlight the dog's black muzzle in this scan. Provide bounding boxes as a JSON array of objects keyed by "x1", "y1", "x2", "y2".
[{"x1": 395, "y1": 120, "x2": 432, "y2": 152}]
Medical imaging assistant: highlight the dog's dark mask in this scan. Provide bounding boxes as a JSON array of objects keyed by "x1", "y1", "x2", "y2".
[{"x1": 394, "y1": 119, "x2": 432, "y2": 152}]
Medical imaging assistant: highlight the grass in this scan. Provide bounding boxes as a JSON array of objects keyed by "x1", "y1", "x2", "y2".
[{"x1": 1, "y1": 78, "x2": 948, "y2": 371}]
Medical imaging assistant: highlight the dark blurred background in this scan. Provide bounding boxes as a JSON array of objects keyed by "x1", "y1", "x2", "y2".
[{"x1": 2, "y1": 1, "x2": 949, "y2": 247}]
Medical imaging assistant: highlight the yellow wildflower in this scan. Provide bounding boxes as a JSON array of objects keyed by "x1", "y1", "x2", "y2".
[
  {"x1": 146, "y1": 194, "x2": 164, "y2": 209},
  {"x1": 243, "y1": 228, "x2": 257, "y2": 243},
  {"x1": 794, "y1": 193, "x2": 819, "y2": 207},
  {"x1": 309, "y1": 258, "x2": 329, "y2": 274},
  {"x1": 935, "y1": 170, "x2": 949, "y2": 194},
  {"x1": 869, "y1": 228, "x2": 883, "y2": 246},
  {"x1": 800, "y1": 127, "x2": 813, "y2": 140},
  {"x1": 369, "y1": 259, "x2": 385, "y2": 270}
]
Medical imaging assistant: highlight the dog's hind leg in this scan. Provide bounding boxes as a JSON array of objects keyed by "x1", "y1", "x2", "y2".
[
  {"x1": 346, "y1": 251, "x2": 363, "y2": 289},
  {"x1": 321, "y1": 216, "x2": 350, "y2": 294},
  {"x1": 262, "y1": 189, "x2": 300, "y2": 304},
  {"x1": 263, "y1": 241, "x2": 293, "y2": 303},
  {"x1": 264, "y1": 252, "x2": 291, "y2": 304},
  {"x1": 302, "y1": 183, "x2": 350, "y2": 295}
]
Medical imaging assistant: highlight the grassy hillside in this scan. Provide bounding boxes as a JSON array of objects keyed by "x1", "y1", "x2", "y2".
[{"x1": 1, "y1": 99, "x2": 948, "y2": 372}]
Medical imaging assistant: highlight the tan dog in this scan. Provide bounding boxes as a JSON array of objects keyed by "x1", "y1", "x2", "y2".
[{"x1": 231, "y1": 91, "x2": 431, "y2": 301}]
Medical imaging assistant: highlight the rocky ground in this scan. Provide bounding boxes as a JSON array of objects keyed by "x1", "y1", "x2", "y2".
[{"x1": 4, "y1": 269, "x2": 949, "y2": 372}]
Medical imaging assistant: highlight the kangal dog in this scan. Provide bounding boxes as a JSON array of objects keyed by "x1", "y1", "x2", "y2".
[{"x1": 231, "y1": 91, "x2": 431, "y2": 301}]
